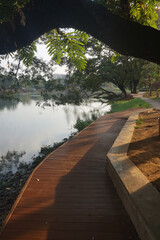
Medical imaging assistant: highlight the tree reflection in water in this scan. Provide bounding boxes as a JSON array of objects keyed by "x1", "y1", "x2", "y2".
[{"x1": 0, "y1": 150, "x2": 26, "y2": 174}]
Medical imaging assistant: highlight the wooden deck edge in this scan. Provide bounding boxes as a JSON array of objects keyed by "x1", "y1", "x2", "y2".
[
  {"x1": 107, "y1": 109, "x2": 160, "y2": 240},
  {"x1": 0, "y1": 149, "x2": 54, "y2": 233},
  {"x1": 0, "y1": 115, "x2": 100, "y2": 234}
]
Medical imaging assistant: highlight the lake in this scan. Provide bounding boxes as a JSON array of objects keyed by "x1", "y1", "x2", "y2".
[{"x1": 0, "y1": 94, "x2": 110, "y2": 174}]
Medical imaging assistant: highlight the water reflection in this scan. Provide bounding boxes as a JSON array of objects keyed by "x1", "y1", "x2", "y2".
[
  {"x1": 0, "y1": 94, "x2": 110, "y2": 174},
  {"x1": 0, "y1": 98, "x2": 20, "y2": 111},
  {"x1": 0, "y1": 94, "x2": 44, "y2": 112},
  {"x1": 0, "y1": 150, "x2": 26, "y2": 174}
]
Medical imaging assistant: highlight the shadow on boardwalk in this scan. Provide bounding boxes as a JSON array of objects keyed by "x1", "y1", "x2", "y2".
[{"x1": 1, "y1": 111, "x2": 140, "y2": 240}]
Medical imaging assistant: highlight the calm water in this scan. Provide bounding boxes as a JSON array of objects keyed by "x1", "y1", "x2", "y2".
[{"x1": 0, "y1": 94, "x2": 110, "y2": 173}]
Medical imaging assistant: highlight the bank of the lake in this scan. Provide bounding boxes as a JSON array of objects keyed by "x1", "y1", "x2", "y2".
[{"x1": 0, "y1": 94, "x2": 109, "y2": 173}]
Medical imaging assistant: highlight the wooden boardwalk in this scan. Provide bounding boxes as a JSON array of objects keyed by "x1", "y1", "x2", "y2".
[{"x1": 0, "y1": 111, "x2": 140, "y2": 240}]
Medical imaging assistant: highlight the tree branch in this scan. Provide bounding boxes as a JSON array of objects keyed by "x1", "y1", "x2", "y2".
[
  {"x1": 99, "y1": 87, "x2": 117, "y2": 96},
  {"x1": 0, "y1": 0, "x2": 160, "y2": 64},
  {"x1": 91, "y1": 88, "x2": 118, "y2": 98}
]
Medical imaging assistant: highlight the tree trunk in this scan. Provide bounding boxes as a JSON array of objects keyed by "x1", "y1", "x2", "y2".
[
  {"x1": 148, "y1": 83, "x2": 152, "y2": 96},
  {"x1": 132, "y1": 83, "x2": 137, "y2": 94},
  {"x1": 156, "y1": 81, "x2": 159, "y2": 98},
  {"x1": 118, "y1": 84, "x2": 128, "y2": 98},
  {"x1": 0, "y1": 0, "x2": 160, "y2": 64},
  {"x1": 156, "y1": 89, "x2": 159, "y2": 98},
  {"x1": 129, "y1": 81, "x2": 133, "y2": 93}
]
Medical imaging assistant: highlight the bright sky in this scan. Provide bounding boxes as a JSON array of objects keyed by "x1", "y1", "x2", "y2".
[
  {"x1": 1, "y1": 44, "x2": 67, "y2": 75},
  {"x1": 36, "y1": 44, "x2": 67, "y2": 75}
]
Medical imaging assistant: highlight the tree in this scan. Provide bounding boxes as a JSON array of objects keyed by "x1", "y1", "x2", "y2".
[
  {"x1": 152, "y1": 64, "x2": 160, "y2": 98},
  {"x1": 68, "y1": 48, "x2": 146, "y2": 99},
  {"x1": 97, "y1": 55, "x2": 130, "y2": 98},
  {"x1": 98, "y1": 0, "x2": 159, "y2": 28},
  {"x1": 139, "y1": 62, "x2": 160, "y2": 96},
  {"x1": 0, "y1": 0, "x2": 160, "y2": 65},
  {"x1": 0, "y1": 54, "x2": 58, "y2": 91},
  {"x1": 125, "y1": 58, "x2": 146, "y2": 94}
]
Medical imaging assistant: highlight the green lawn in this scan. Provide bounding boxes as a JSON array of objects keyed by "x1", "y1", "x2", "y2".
[{"x1": 109, "y1": 98, "x2": 151, "y2": 113}]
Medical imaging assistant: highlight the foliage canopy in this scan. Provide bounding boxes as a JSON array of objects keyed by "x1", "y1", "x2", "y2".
[
  {"x1": 97, "y1": 0, "x2": 159, "y2": 28},
  {"x1": 0, "y1": 0, "x2": 159, "y2": 70}
]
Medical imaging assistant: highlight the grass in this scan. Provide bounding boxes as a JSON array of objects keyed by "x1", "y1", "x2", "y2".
[
  {"x1": 136, "y1": 119, "x2": 143, "y2": 125},
  {"x1": 134, "y1": 116, "x2": 144, "y2": 129},
  {"x1": 109, "y1": 98, "x2": 151, "y2": 113}
]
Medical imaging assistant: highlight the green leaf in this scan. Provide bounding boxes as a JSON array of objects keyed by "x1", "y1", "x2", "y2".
[
  {"x1": 45, "y1": 29, "x2": 88, "y2": 71},
  {"x1": 17, "y1": 42, "x2": 37, "y2": 66}
]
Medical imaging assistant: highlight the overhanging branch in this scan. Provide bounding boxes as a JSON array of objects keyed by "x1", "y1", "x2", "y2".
[{"x1": 0, "y1": 0, "x2": 160, "y2": 64}]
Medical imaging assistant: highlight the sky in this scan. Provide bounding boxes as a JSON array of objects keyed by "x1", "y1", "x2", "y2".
[
  {"x1": 36, "y1": 44, "x2": 67, "y2": 75},
  {"x1": 1, "y1": 44, "x2": 67, "y2": 75}
]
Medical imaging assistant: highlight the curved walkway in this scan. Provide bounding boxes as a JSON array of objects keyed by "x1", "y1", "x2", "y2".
[
  {"x1": 132, "y1": 92, "x2": 160, "y2": 109},
  {"x1": 0, "y1": 110, "x2": 140, "y2": 240}
]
